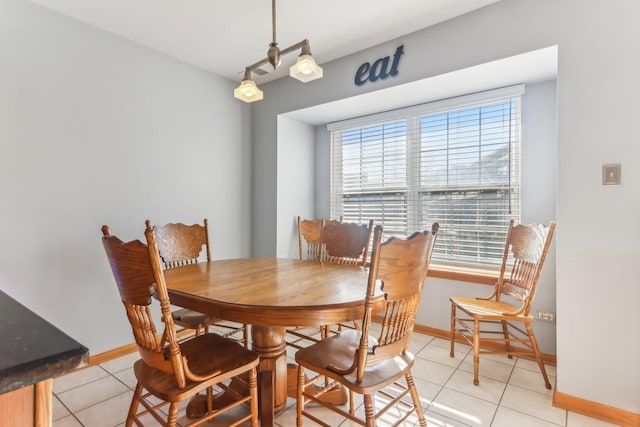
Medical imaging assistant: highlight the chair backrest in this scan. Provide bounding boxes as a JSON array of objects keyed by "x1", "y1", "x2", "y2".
[
  {"x1": 101, "y1": 224, "x2": 190, "y2": 388},
  {"x1": 351, "y1": 223, "x2": 439, "y2": 381},
  {"x1": 321, "y1": 219, "x2": 374, "y2": 266},
  {"x1": 496, "y1": 219, "x2": 556, "y2": 315},
  {"x1": 298, "y1": 216, "x2": 324, "y2": 261},
  {"x1": 150, "y1": 219, "x2": 211, "y2": 269}
]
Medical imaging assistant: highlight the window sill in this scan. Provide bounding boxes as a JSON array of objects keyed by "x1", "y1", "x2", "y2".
[{"x1": 427, "y1": 265, "x2": 498, "y2": 285}]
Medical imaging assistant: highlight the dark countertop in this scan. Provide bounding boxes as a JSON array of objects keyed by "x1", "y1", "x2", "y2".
[{"x1": 0, "y1": 290, "x2": 89, "y2": 395}]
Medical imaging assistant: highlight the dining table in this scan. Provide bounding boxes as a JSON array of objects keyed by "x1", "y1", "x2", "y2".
[{"x1": 163, "y1": 257, "x2": 382, "y2": 427}]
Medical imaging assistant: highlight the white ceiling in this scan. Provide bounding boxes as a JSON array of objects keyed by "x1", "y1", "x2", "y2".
[{"x1": 26, "y1": 0, "x2": 502, "y2": 83}]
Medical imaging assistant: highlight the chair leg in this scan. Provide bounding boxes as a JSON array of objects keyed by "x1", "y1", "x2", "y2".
[
  {"x1": 249, "y1": 367, "x2": 259, "y2": 427},
  {"x1": 167, "y1": 402, "x2": 179, "y2": 427},
  {"x1": 126, "y1": 383, "x2": 143, "y2": 427},
  {"x1": 296, "y1": 366, "x2": 305, "y2": 427},
  {"x1": 450, "y1": 303, "x2": 456, "y2": 357},
  {"x1": 349, "y1": 389, "x2": 355, "y2": 416},
  {"x1": 501, "y1": 320, "x2": 512, "y2": 358},
  {"x1": 473, "y1": 318, "x2": 480, "y2": 386},
  {"x1": 206, "y1": 386, "x2": 213, "y2": 414},
  {"x1": 363, "y1": 394, "x2": 376, "y2": 427},
  {"x1": 320, "y1": 325, "x2": 329, "y2": 339},
  {"x1": 406, "y1": 372, "x2": 426, "y2": 427},
  {"x1": 526, "y1": 323, "x2": 552, "y2": 389}
]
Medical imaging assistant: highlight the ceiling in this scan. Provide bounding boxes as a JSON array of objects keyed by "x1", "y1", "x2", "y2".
[{"x1": 26, "y1": 0, "x2": 502, "y2": 84}]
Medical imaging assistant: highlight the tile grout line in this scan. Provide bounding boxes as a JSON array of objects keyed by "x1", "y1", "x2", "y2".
[
  {"x1": 52, "y1": 393, "x2": 84, "y2": 426},
  {"x1": 489, "y1": 359, "x2": 516, "y2": 426},
  {"x1": 54, "y1": 366, "x2": 137, "y2": 427}
]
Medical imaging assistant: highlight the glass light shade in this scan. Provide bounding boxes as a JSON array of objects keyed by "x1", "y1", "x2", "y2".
[
  {"x1": 233, "y1": 79, "x2": 264, "y2": 103},
  {"x1": 289, "y1": 54, "x2": 323, "y2": 82}
]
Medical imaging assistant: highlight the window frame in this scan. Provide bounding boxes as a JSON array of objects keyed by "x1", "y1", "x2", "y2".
[{"x1": 328, "y1": 85, "x2": 524, "y2": 274}]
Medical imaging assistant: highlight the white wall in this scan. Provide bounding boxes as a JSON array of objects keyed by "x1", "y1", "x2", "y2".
[
  {"x1": 276, "y1": 116, "x2": 315, "y2": 258},
  {"x1": 0, "y1": 0, "x2": 252, "y2": 354},
  {"x1": 253, "y1": 0, "x2": 640, "y2": 414}
]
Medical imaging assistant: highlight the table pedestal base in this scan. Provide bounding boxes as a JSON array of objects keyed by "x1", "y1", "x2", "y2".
[
  {"x1": 185, "y1": 325, "x2": 347, "y2": 426},
  {"x1": 186, "y1": 325, "x2": 287, "y2": 426},
  {"x1": 251, "y1": 325, "x2": 288, "y2": 414}
]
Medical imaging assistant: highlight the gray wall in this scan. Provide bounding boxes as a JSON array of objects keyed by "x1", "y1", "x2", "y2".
[
  {"x1": 276, "y1": 116, "x2": 315, "y2": 259},
  {"x1": 253, "y1": 0, "x2": 640, "y2": 414},
  {"x1": 0, "y1": 0, "x2": 252, "y2": 354}
]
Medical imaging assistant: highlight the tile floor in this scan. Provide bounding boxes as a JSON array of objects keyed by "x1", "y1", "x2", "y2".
[{"x1": 52, "y1": 326, "x2": 622, "y2": 427}]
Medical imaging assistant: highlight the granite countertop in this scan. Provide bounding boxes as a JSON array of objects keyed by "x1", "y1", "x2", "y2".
[{"x1": 0, "y1": 290, "x2": 89, "y2": 394}]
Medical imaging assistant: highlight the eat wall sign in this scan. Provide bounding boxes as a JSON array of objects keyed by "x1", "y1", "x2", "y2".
[{"x1": 354, "y1": 45, "x2": 404, "y2": 86}]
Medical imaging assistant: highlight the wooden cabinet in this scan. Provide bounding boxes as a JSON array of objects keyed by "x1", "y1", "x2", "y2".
[
  {"x1": 0, "y1": 381, "x2": 53, "y2": 427},
  {"x1": 0, "y1": 291, "x2": 88, "y2": 427}
]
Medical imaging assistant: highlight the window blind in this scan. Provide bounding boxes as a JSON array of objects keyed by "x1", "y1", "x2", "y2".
[{"x1": 329, "y1": 85, "x2": 523, "y2": 270}]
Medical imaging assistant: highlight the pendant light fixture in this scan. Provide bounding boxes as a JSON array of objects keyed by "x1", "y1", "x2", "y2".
[{"x1": 234, "y1": 0, "x2": 323, "y2": 103}]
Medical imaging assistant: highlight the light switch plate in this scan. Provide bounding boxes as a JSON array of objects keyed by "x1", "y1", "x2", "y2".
[{"x1": 602, "y1": 164, "x2": 621, "y2": 185}]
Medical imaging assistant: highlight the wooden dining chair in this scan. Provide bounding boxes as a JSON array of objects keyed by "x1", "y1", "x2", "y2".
[
  {"x1": 321, "y1": 219, "x2": 373, "y2": 266},
  {"x1": 101, "y1": 224, "x2": 259, "y2": 427},
  {"x1": 321, "y1": 219, "x2": 374, "y2": 337},
  {"x1": 296, "y1": 215, "x2": 345, "y2": 262},
  {"x1": 449, "y1": 219, "x2": 556, "y2": 389},
  {"x1": 296, "y1": 223, "x2": 439, "y2": 427},
  {"x1": 151, "y1": 219, "x2": 248, "y2": 347},
  {"x1": 297, "y1": 216, "x2": 324, "y2": 262}
]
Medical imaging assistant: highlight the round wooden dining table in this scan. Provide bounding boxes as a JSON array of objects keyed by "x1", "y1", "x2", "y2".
[{"x1": 163, "y1": 257, "x2": 381, "y2": 426}]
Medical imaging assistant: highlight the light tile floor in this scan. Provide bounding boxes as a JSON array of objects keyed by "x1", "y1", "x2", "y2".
[{"x1": 52, "y1": 326, "x2": 622, "y2": 427}]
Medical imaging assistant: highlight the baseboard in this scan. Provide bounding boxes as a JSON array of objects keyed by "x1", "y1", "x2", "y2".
[
  {"x1": 87, "y1": 328, "x2": 193, "y2": 367},
  {"x1": 410, "y1": 322, "x2": 557, "y2": 366},
  {"x1": 412, "y1": 324, "x2": 451, "y2": 340},
  {"x1": 88, "y1": 342, "x2": 138, "y2": 366},
  {"x1": 554, "y1": 391, "x2": 640, "y2": 427}
]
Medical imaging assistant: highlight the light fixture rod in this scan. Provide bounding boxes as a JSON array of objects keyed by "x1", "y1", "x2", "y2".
[
  {"x1": 272, "y1": 0, "x2": 277, "y2": 45},
  {"x1": 280, "y1": 39, "x2": 308, "y2": 57},
  {"x1": 245, "y1": 39, "x2": 309, "y2": 73}
]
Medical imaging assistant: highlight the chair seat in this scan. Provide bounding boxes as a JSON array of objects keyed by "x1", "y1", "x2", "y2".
[
  {"x1": 171, "y1": 308, "x2": 217, "y2": 328},
  {"x1": 135, "y1": 333, "x2": 259, "y2": 402},
  {"x1": 449, "y1": 296, "x2": 534, "y2": 321},
  {"x1": 295, "y1": 329, "x2": 414, "y2": 394}
]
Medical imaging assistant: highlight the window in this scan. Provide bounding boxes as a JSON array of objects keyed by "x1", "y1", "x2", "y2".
[{"x1": 329, "y1": 86, "x2": 523, "y2": 270}]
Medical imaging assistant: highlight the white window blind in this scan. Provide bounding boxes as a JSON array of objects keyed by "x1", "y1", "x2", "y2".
[{"x1": 329, "y1": 86, "x2": 523, "y2": 269}]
